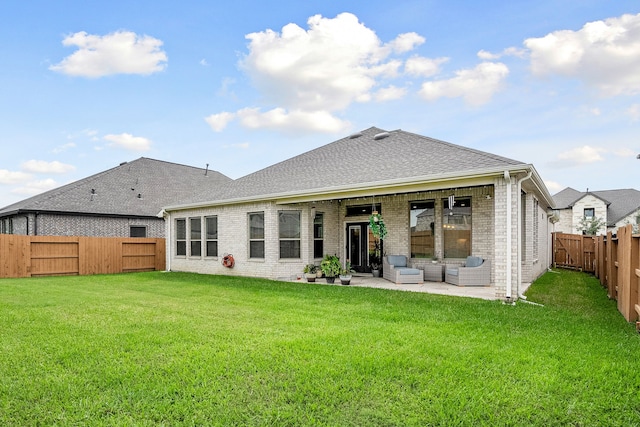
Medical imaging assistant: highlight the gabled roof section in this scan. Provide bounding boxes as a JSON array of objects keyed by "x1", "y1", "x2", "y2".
[
  {"x1": 551, "y1": 187, "x2": 584, "y2": 208},
  {"x1": 0, "y1": 157, "x2": 232, "y2": 218},
  {"x1": 592, "y1": 189, "x2": 640, "y2": 225},
  {"x1": 206, "y1": 127, "x2": 528, "y2": 203},
  {"x1": 552, "y1": 187, "x2": 640, "y2": 226}
]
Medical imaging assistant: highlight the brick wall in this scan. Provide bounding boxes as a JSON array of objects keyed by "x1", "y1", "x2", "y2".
[
  {"x1": 168, "y1": 185, "x2": 497, "y2": 283},
  {"x1": 3, "y1": 213, "x2": 164, "y2": 237}
]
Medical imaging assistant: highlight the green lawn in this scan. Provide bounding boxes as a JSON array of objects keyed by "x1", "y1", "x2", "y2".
[{"x1": 1, "y1": 269, "x2": 639, "y2": 426}]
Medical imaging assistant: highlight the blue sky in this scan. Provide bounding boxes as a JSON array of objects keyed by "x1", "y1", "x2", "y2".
[{"x1": 1, "y1": 1, "x2": 640, "y2": 208}]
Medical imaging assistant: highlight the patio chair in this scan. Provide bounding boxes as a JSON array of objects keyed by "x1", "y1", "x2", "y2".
[
  {"x1": 445, "y1": 256, "x2": 491, "y2": 286},
  {"x1": 383, "y1": 255, "x2": 424, "y2": 284}
]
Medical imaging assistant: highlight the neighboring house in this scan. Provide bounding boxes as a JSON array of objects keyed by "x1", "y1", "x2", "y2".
[
  {"x1": 161, "y1": 127, "x2": 555, "y2": 300},
  {"x1": 551, "y1": 187, "x2": 640, "y2": 236},
  {"x1": 0, "y1": 157, "x2": 231, "y2": 238}
]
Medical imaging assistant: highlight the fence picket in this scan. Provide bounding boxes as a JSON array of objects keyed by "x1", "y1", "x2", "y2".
[{"x1": 0, "y1": 235, "x2": 165, "y2": 278}]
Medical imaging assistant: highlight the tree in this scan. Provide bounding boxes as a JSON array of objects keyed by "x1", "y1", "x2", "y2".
[{"x1": 576, "y1": 216, "x2": 605, "y2": 235}]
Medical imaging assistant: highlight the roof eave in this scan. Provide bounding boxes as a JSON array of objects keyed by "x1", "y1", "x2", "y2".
[{"x1": 163, "y1": 164, "x2": 544, "y2": 212}]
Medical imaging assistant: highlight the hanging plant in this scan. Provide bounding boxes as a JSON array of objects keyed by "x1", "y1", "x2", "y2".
[{"x1": 369, "y1": 212, "x2": 388, "y2": 240}]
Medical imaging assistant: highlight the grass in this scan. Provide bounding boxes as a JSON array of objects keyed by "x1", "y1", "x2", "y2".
[{"x1": 1, "y1": 269, "x2": 639, "y2": 426}]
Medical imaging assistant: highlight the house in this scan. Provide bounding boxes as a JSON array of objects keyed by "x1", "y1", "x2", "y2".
[
  {"x1": 0, "y1": 157, "x2": 232, "y2": 238},
  {"x1": 551, "y1": 187, "x2": 640, "y2": 236},
  {"x1": 161, "y1": 127, "x2": 555, "y2": 300}
]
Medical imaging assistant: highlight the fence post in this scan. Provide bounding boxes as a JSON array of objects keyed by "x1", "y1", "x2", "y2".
[
  {"x1": 617, "y1": 225, "x2": 636, "y2": 322},
  {"x1": 606, "y1": 231, "x2": 616, "y2": 299}
]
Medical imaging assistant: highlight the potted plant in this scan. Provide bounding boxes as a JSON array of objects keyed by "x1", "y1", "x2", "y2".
[
  {"x1": 320, "y1": 254, "x2": 341, "y2": 284},
  {"x1": 369, "y1": 239, "x2": 382, "y2": 277},
  {"x1": 339, "y1": 261, "x2": 354, "y2": 285},
  {"x1": 303, "y1": 264, "x2": 317, "y2": 282}
]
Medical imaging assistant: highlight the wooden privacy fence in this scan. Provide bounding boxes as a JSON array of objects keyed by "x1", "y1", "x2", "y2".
[
  {"x1": 592, "y1": 225, "x2": 640, "y2": 323},
  {"x1": 552, "y1": 232, "x2": 596, "y2": 272},
  {"x1": 0, "y1": 235, "x2": 165, "y2": 278}
]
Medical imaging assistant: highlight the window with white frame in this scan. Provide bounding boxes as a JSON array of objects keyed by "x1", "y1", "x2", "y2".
[
  {"x1": 176, "y1": 218, "x2": 186, "y2": 256},
  {"x1": 190, "y1": 217, "x2": 202, "y2": 257},
  {"x1": 279, "y1": 210, "x2": 301, "y2": 259},
  {"x1": 313, "y1": 213, "x2": 324, "y2": 259},
  {"x1": 205, "y1": 216, "x2": 218, "y2": 257},
  {"x1": 249, "y1": 212, "x2": 265, "y2": 259}
]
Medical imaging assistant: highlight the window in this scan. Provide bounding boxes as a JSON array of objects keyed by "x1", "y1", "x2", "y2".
[
  {"x1": 584, "y1": 208, "x2": 595, "y2": 218},
  {"x1": 410, "y1": 201, "x2": 435, "y2": 258},
  {"x1": 190, "y1": 217, "x2": 202, "y2": 257},
  {"x1": 176, "y1": 218, "x2": 186, "y2": 256},
  {"x1": 313, "y1": 213, "x2": 324, "y2": 259},
  {"x1": 346, "y1": 204, "x2": 381, "y2": 217},
  {"x1": 442, "y1": 197, "x2": 471, "y2": 258},
  {"x1": 279, "y1": 211, "x2": 301, "y2": 259},
  {"x1": 249, "y1": 212, "x2": 265, "y2": 258},
  {"x1": 130, "y1": 226, "x2": 147, "y2": 238},
  {"x1": 205, "y1": 216, "x2": 218, "y2": 257}
]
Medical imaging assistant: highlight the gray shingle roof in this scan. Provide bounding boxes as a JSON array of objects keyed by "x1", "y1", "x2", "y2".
[
  {"x1": 552, "y1": 187, "x2": 640, "y2": 225},
  {"x1": 209, "y1": 127, "x2": 526, "y2": 202},
  {"x1": 0, "y1": 157, "x2": 232, "y2": 217}
]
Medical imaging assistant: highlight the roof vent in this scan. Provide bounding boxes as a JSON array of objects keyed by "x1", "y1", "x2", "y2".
[
  {"x1": 349, "y1": 132, "x2": 363, "y2": 139},
  {"x1": 119, "y1": 161, "x2": 128, "y2": 166},
  {"x1": 373, "y1": 132, "x2": 390, "y2": 140}
]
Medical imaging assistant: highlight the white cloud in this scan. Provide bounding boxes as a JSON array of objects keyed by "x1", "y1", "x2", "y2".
[
  {"x1": 208, "y1": 12, "x2": 428, "y2": 134},
  {"x1": 478, "y1": 47, "x2": 526, "y2": 60},
  {"x1": 524, "y1": 13, "x2": 640, "y2": 96},
  {"x1": 205, "y1": 112, "x2": 236, "y2": 132},
  {"x1": 385, "y1": 32, "x2": 425, "y2": 54},
  {"x1": 612, "y1": 147, "x2": 635, "y2": 157},
  {"x1": 544, "y1": 180, "x2": 564, "y2": 194},
  {"x1": 52, "y1": 142, "x2": 77, "y2": 154},
  {"x1": 374, "y1": 85, "x2": 407, "y2": 101},
  {"x1": 21, "y1": 160, "x2": 75, "y2": 174},
  {"x1": 104, "y1": 133, "x2": 152, "y2": 151},
  {"x1": 418, "y1": 62, "x2": 509, "y2": 105},
  {"x1": 50, "y1": 30, "x2": 168, "y2": 78},
  {"x1": 12, "y1": 179, "x2": 58, "y2": 196},
  {"x1": 225, "y1": 142, "x2": 250, "y2": 149},
  {"x1": 627, "y1": 104, "x2": 640, "y2": 121},
  {"x1": 241, "y1": 13, "x2": 393, "y2": 112},
  {"x1": 236, "y1": 107, "x2": 350, "y2": 134},
  {"x1": 0, "y1": 169, "x2": 32, "y2": 185},
  {"x1": 405, "y1": 56, "x2": 449, "y2": 77},
  {"x1": 556, "y1": 145, "x2": 605, "y2": 165}
]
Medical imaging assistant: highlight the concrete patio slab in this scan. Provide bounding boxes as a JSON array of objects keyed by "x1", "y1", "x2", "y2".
[{"x1": 291, "y1": 274, "x2": 498, "y2": 301}]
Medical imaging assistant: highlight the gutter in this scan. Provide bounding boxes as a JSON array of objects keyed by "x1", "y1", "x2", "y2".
[{"x1": 163, "y1": 165, "x2": 532, "y2": 213}]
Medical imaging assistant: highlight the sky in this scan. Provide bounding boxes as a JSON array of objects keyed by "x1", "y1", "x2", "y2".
[{"x1": 1, "y1": 0, "x2": 640, "y2": 208}]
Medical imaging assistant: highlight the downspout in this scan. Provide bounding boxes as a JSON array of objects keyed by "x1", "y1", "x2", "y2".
[
  {"x1": 504, "y1": 171, "x2": 512, "y2": 299},
  {"x1": 517, "y1": 171, "x2": 533, "y2": 300},
  {"x1": 158, "y1": 209, "x2": 171, "y2": 272},
  {"x1": 166, "y1": 211, "x2": 171, "y2": 272}
]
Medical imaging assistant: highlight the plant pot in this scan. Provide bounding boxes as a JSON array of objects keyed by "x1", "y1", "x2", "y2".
[
  {"x1": 325, "y1": 277, "x2": 336, "y2": 284},
  {"x1": 304, "y1": 273, "x2": 316, "y2": 282},
  {"x1": 339, "y1": 275, "x2": 352, "y2": 285},
  {"x1": 372, "y1": 269, "x2": 380, "y2": 278}
]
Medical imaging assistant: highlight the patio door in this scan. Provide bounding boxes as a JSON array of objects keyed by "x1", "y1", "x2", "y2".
[{"x1": 346, "y1": 223, "x2": 369, "y2": 273}]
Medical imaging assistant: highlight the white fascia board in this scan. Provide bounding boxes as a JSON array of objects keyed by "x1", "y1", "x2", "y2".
[{"x1": 162, "y1": 165, "x2": 534, "y2": 212}]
